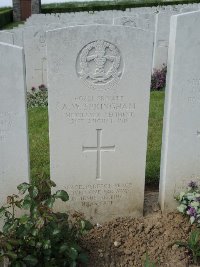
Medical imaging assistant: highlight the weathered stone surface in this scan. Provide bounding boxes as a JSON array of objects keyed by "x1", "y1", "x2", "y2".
[
  {"x1": 23, "y1": 17, "x2": 112, "y2": 91},
  {"x1": 0, "y1": 42, "x2": 29, "y2": 209},
  {"x1": 47, "y1": 25, "x2": 153, "y2": 222},
  {"x1": 25, "y1": 3, "x2": 200, "y2": 26},
  {"x1": 23, "y1": 26, "x2": 48, "y2": 91},
  {"x1": 23, "y1": 25, "x2": 63, "y2": 91},
  {"x1": 0, "y1": 31, "x2": 14, "y2": 45},
  {"x1": 152, "y1": 5, "x2": 199, "y2": 71},
  {"x1": 114, "y1": 13, "x2": 155, "y2": 31},
  {"x1": 152, "y1": 11, "x2": 179, "y2": 71},
  {"x1": 11, "y1": 28, "x2": 24, "y2": 47},
  {"x1": 159, "y1": 11, "x2": 200, "y2": 210}
]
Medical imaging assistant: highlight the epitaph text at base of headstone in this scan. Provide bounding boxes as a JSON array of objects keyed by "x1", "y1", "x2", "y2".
[{"x1": 47, "y1": 25, "x2": 153, "y2": 222}]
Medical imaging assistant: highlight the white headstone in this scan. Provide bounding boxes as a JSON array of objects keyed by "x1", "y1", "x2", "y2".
[
  {"x1": 0, "y1": 31, "x2": 14, "y2": 45},
  {"x1": 159, "y1": 10, "x2": 200, "y2": 211},
  {"x1": 152, "y1": 12, "x2": 178, "y2": 71},
  {"x1": 0, "y1": 42, "x2": 29, "y2": 208},
  {"x1": 47, "y1": 25, "x2": 153, "y2": 222},
  {"x1": 23, "y1": 26, "x2": 50, "y2": 91},
  {"x1": 114, "y1": 13, "x2": 155, "y2": 31},
  {"x1": 25, "y1": 11, "x2": 113, "y2": 26},
  {"x1": 24, "y1": 15, "x2": 113, "y2": 91},
  {"x1": 11, "y1": 28, "x2": 24, "y2": 47},
  {"x1": 152, "y1": 5, "x2": 199, "y2": 71}
]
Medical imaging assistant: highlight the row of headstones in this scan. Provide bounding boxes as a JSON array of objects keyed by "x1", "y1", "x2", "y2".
[
  {"x1": 0, "y1": 9, "x2": 200, "y2": 223},
  {"x1": 0, "y1": 3, "x2": 200, "y2": 92}
]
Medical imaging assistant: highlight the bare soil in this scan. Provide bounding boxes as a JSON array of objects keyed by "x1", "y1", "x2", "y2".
[{"x1": 81, "y1": 191, "x2": 198, "y2": 267}]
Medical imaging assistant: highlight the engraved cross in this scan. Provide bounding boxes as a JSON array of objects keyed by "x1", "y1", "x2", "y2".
[
  {"x1": 35, "y1": 57, "x2": 46, "y2": 84},
  {"x1": 82, "y1": 129, "x2": 115, "y2": 180}
]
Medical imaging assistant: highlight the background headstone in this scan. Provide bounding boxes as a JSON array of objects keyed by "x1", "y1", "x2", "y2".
[
  {"x1": 152, "y1": 5, "x2": 199, "y2": 71},
  {"x1": 47, "y1": 25, "x2": 153, "y2": 223},
  {"x1": 159, "y1": 10, "x2": 200, "y2": 210},
  {"x1": 23, "y1": 15, "x2": 113, "y2": 91},
  {"x1": 11, "y1": 28, "x2": 24, "y2": 47},
  {"x1": 152, "y1": 11, "x2": 179, "y2": 71},
  {"x1": 23, "y1": 26, "x2": 51, "y2": 91},
  {"x1": 114, "y1": 13, "x2": 155, "y2": 32},
  {"x1": 0, "y1": 42, "x2": 30, "y2": 209}
]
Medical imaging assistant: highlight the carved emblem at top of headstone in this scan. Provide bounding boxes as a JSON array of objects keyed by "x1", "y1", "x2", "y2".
[
  {"x1": 76, "y1": 40, "x2": 123, "y2": 89},
  {"x1": 121, "y1": 17, "x2": 137, "y2": 27}
]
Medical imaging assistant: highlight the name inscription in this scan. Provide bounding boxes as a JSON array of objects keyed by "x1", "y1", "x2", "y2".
[{"x1": 57, "y1": 95, "x2": 136, "y2": 125}]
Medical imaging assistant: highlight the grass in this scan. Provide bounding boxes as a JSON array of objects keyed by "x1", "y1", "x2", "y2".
[
  {"x1": 28, "y1": 91, "x2": 165, "y2": 186},
  {"x1": 28, "y1": 107, "x2": 50, "y2": 183},
  {"x1": 146, "y1": 91, "x2": 165, "y2": 185}
]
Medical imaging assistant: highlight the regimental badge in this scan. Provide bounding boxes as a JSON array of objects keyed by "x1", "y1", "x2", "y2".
[{"x1": 76, "y1": 40, "x2": 123, "y2": 89}]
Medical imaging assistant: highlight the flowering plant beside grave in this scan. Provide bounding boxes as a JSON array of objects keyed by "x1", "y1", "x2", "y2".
[
  {"x1": 27, "y1": 84, "x2": 48, "y2": 108},
  {"x1": 176, "y1": 181, "x2": 200, "y2": 224},
  {"x1": 151, "y1": 64, "x2": 167, "y2": 91},
  {"x1": 0, "y1": 179, "x2": 92, "y2": 266}
]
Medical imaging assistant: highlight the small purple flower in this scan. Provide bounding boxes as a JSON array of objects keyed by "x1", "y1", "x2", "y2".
[
  {"x1": 188, "y1": 181, "x2": 198, "y2": 190},
  {"x1": 31, "y1": 86, "x2": 36, "y2": 92},
  {"x1": 151, "y1": 64, "x2": 167, "y2": 91},
  {"x1": 188, "y1": 207, "x2": 197, "y2": 217},
  {"x1": 39, "y1": 84, "x2": 47, "y2": 92}
]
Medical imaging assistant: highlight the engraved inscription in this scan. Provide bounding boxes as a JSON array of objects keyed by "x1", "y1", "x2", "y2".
[
  {"x1": 39, "y1": 32, "x2": 46, "y2": 47},
  {"x1": 82, "y1": 129, "x2": 115, "y2": 180},
  {"x1": 76, "y1": 40, "x2": 123, "y2": 89},
  {"x1": 66, "y1": 182, "x2": 134, "y2": 207},
  {"x1": 34, "y1": 31, "x2": 46, "y2": 49},
  {"x1": 182, "y1": 78, "x2": 200, "y2": 106},
  {"x1": 121, "y1": 17, "x2": 137, "y2": 27},
  {"x1": 158, "y1": 40, "x2": 168, "y2": 48},
  {"x1": 35, "y1": 57, "x2": 47, "y2": 84},
  {"x1": 174, "y1": 177, "x2": 200, "y2": 196},
  {"x1": 0, "y1": 112, "x2": 12, "y2": 141},
  {"x1": 57, "y1": 95, "x2": 136, "y2": 125},
  {"x1": 117, "y1": 16, "x2": 150, "y2": 30}
]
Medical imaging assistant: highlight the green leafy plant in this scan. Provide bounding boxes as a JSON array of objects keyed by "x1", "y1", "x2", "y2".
[
  {"x1": 144, "y1": 253, "x2": 156, "y2": 267},
  {"x1": 176, "y1": 181, "x2": 200, "y2": 224},
  {"x1": 0, "y1": 179, "x2": 92, "y2": 266},
  {"x1": 176, "y1": 230, "x2": 200, "y2": 264},
  {"x1": 27, "y1": 84, "x2": 48, "y2": 108}
]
